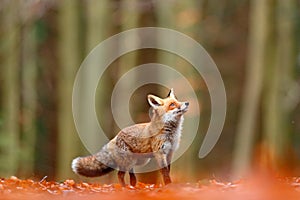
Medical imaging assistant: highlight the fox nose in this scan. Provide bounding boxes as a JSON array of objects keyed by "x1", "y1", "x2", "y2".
[{"x1": 185, "y1": 102, "x2": 189, "y2": 106}]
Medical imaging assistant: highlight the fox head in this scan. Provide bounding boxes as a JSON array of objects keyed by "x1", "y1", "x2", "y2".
[{"x1": 147, "y1": 88, "x2": 189, "y2": 123}]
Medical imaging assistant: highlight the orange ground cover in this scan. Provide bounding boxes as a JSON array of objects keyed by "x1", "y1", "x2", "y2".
[{"x1": 1, "y1": 175, "x2": 300, "y2": 200}]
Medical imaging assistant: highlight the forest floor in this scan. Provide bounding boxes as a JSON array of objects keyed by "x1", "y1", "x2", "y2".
[{"x1": 1, "y1": 175, "x2": 300, "y2": 200}]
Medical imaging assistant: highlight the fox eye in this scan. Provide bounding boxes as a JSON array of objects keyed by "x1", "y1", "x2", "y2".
[{"x1": 169, "y1": 103, "x2": 176, "y2": 109}]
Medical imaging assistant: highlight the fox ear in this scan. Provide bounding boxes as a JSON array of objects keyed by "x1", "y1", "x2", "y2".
[
  {"x1": 148, "y1": 94, "x2": 163, "y2": 108},
  {"x1": 167, "y1": 88, "x2": 175, "y2": 99}
]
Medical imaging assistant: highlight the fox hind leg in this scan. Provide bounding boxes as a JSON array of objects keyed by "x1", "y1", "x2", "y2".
[
  {"x1": 118, "y1": 171, "x2": 126, "y2": 187},
  {"x1": 129, "y1": 169, "x2": 137, "y2": 186},
  {"x1": 117, "y1": 169, "x2": 136, "y2": 187}
]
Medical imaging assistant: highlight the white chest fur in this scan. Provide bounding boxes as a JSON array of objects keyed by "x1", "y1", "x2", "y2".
[{"x1": 171, "y1": 116, "x2": 184, "y2": 151}]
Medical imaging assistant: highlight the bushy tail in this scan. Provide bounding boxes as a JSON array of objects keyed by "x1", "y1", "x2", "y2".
[{"x1": 72, "y1": 147, "x2": 115, "y2": 177}]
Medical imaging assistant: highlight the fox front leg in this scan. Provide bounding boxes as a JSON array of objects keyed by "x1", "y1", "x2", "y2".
[
  {"x1": 160, "y1": 166, "x2": 171, "y2": 185},
  {"x1": 166, "y1": 151, "x2": 173, "y2": 173},
  {"x1": 155, "y1": 154, "x2": 171, "y2": 185}
]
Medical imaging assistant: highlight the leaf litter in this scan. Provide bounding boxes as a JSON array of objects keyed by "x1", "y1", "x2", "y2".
[{"x1": 1, "y1": 175, "x2": 300, "y2": 200}]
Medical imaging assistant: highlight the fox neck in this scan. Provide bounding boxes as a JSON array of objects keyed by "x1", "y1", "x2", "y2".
[
  {"x1": 147, "y1": 114, "x2": 165, "y2": 136},
  {"x1": 162, "y1": 115, "x2": 184, "y2": 138},
  {"x1": 149, "y1": 112, "x2": 184, "y2": 136}
]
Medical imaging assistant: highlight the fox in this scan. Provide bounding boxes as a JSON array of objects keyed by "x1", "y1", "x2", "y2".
[{"x1": 72, "y1": 88, "x2": 189, "y2": 186}]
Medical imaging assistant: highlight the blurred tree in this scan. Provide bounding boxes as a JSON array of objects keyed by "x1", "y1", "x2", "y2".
[
  {"x1": 80, "y1": 0, "x2": 112, "y2": 155},
  {"x1": 0, "y1": 0, "x2": 21, "y2": 176},
  {"x1": 262, "y1": 0, "x2": 296, "y2": 169},
  {"x1": 232, "y1": 0, "x2": 269, "y2": 177},
  {"x1": 233, "y1": 0, "x2": 297, "y2": 177},
  {"x1": 155, "y1": 0, "x2": 175, "y2": 67},
  {"x1": 85, "y1": 0, "x2": 111, "y2": 52},
  {"x1": 84, "y1": 0, "x2": 114, "y2": 183},
  {"x1": 57, "y1": 0, "x2": 81, "y2": 180},
  {"x1": 19, "y1": 7, "x2": 38, "y2": 177}
]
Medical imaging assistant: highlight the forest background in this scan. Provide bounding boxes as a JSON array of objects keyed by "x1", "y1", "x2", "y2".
[{"x1": 0, "y1": 0, "x2": 300, "y2": 184}]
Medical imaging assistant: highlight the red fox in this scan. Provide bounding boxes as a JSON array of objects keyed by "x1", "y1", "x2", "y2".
[{"x1": 72, "y1": 88, "x2": 189, "y2": 186}]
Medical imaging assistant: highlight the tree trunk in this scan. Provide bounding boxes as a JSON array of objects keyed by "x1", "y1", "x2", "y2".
[
  {"x1": 232, "y1": 0, "x2": 270, "y2": 178},
  {"x1": 0, "y1": 0, "x2": 21, "y2": 177},
  {"x1": 83, "y1": 0, "x2": 112, "y2": 153},
  {"x1": 57, "y1": 0, "x2": 81, "y2": 180},
  {"x1": 263, "y1": 0, "x2": 296, "y2": 170},
  {"x1": 19, "y1": 15, "x2": 38, "y2": 177},
  {"x1": 83, "y1": 0, "x2": 114, "y2": 183}
]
